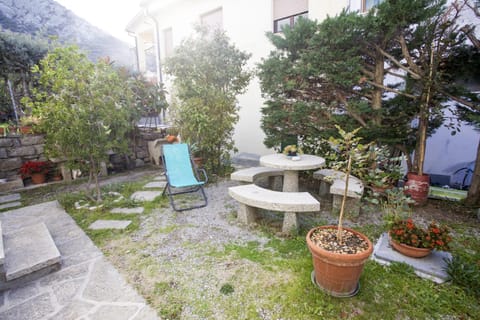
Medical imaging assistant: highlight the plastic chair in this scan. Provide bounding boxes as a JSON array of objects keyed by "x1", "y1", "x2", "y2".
[{"x1": 161, "y1": 143, "x2": 208, "y2": 211}]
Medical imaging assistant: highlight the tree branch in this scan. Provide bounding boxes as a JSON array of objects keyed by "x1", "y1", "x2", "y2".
[
  {"x1": 375, "y1": 43, "x2": 422, "y2": 79},
  {"x1": 397, "y1": 35, "x2": 423, "y2": 76},
  {"x1": 364, "y1": 79, "x2": 417, "y2": 99}
]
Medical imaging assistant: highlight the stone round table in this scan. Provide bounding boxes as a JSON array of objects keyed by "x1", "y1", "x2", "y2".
[{"x1": 259, "y1": 154, "x2": 325, "y2": 192}]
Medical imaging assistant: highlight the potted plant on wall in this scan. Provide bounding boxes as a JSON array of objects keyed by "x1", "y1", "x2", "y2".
[
  {"x1": 19, "y1": 160, "x2": 50, "y2": 184},
  {"x1": 306, "y1": 126, "x2": 373, "y2": 297}
]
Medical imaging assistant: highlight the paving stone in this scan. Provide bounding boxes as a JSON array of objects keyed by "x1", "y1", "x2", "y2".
[
  {"x1": 130, "y1": 191, "x2": 163, "y2": 202},
  {"x1": 0, "y1": 292, "x2": 54, "y2": 320},
  {"x1": 3, "y1": 223, "x2": 61, "y2": 281},
  {"x1": 83, "y1": 257, "x2": 145, "y2": 303},
  {"x1": 5, "y1": 282, "x2": 39, "y2": 304},
  {"x1": 110, "y1": 207, "x2": 145, "y2": 215},
  {"x1": 88, "y1": 220, "x2": 131, "y2": 230},
  {"x1": 133, "y1": 306, "x2": 161, "y2": 320},
  {"x1": 0, "y1": 201, "x2": 159, "y2": 320},
  {"x1": 48, "y1": 300, "x2": 94, "y2": 320},
  {"x1": 40, "y1": 262, "x2": 90, "y2": 287},
  {"x1": 52, "y1": 279, "x2": 84, "y2": 305},
  {"x1": 0, "y1": 194, "x2": 21, "y2": 204},
  {"x1": 143, "y1": 181, "x2": 166, "y2": 189},
  {"x1": 90, "y1": 305, "x2": 140, "y2": 320},
  {"x1": 373, "y1": 233, "x2": 451, "y2": 283},
  {"x1": 0, "y1": 178, "x2": 23, "y2": 193},
  {"x1": 0, "y1": 221, "x2": 4, "y2": 265},
  {"x1": 153, "y1": 175, "x2": 166, "y2": 181},
  {"x1": 0, "y1": 202, "x2": 22, "y2": 210}
]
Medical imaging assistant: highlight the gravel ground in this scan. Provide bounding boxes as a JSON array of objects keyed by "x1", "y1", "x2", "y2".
[
  {"x1": 46, "y1": 168, "x2": 478, "y2": 319},
  {"x1": 104, "y1": 178, "x2": 292, "y2": 319}
]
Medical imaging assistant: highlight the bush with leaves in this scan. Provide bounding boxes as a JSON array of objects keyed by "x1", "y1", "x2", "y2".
[
  {"x1": 24, "y1": 46, "x2": 135, "y2": 201},
  {"x1": 165, "y1": 26, "x2": 251, "y2": 175},
  {"x1": 446, "y1": 255, "x2": 480, "y2": 299}
]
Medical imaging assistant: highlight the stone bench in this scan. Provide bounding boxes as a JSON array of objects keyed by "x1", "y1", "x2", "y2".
[
  {"x1": 313, "y1": 168, "x2": 364, "y2": 216},
  {"x1": 228, "y1": 184, "x2": 320, "y2": 233},
  {"x1": 230, "y1": 166, "x2": 284, "y2": 190}
]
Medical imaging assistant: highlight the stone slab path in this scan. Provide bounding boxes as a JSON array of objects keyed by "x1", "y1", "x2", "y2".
[
  {"x1": 372, "y1": 232, "x2": 451, "y2": 283},
  {"x1": 110, "y1": 207, "x2": 145, "y2": 215},
  {"x1": 143, "y1": 181, "x2": 166, "y2": 189},
  {"x1": 130, "y1": 191, "x2": 162, "y2": 202},
  {"x1": 0, "y1": 201, "x2": 159, "y2": 320},
  {"x1": 88, "y1": 220, "x2": 132, "y2": 230}
]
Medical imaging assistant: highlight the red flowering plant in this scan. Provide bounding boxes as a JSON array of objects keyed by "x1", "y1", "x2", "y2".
[
  {"x1": 19, "y1": 161, "x2": 50, "y2": 178},
  {"x1": 389, "y1": 219, "x2": 452, "y2": 251}
]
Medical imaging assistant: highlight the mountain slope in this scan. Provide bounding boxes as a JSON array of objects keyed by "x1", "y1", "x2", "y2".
[{"x1": 0, "y1": 0, "x2": 133, "y2": 67}]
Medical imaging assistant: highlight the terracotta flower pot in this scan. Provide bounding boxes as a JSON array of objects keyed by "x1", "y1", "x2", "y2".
[
  {"x1": 306, "y1": 226, "x2": 373, "y2": 297},
  {"x1": 193, "y1": 157, "x2": 203, "y2": 167},
  {"x1": 390, "y1": 239, "x2": 431, "y2": 258},
  {"x1": 31, "y1": 173, "x2": 46, "y2": 184},
  {"x1": 404, "y1": 172, "x2": 430, "y2": 205}
]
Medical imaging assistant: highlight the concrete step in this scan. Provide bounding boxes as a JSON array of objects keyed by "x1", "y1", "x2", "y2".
[
  {"x1": 0, "y1": 193, "x2": 22, "y2": 210},
  {"x1": 1, "y1": 222, "x2": 61, "y2": 290},
  {"x1": 0, "y1": 222, "x2": 4, "y2": 271}
]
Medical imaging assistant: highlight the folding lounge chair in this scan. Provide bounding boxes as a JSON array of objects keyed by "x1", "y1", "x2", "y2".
[{"x1": 161, "y1": 143, "x2": 208, "y2": 211}]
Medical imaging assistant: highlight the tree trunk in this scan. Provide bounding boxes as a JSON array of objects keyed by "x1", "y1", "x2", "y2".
[
  {"x1": 414, "y1": 110, "x2": 428, "y2": 175},
  {"x1": 372, "y1": 48, "x2": 385, "y2": 118},
  {"x1": 466, "y1": 138, "x2": 480, "y2": 206}
]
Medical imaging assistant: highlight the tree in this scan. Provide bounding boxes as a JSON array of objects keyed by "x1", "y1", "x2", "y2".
[
  {"x1": 25, "y1": 46, "x2": 135, "y2": 201},
  {"x1": 257, "y1": 3, "x2": 435, "y2": 152},
  {"x1": 452, "y1": 0, "x2": 480, "y2": 205},
  {"x1": 259, "y1": 0, "x2": 477, "y2": 178},
  {"x1": 165, "y1": 26, "x2": 251, "y2": 175},
  {"x1": 0, "y1": 29, "x2": 49, "y2": 118}
]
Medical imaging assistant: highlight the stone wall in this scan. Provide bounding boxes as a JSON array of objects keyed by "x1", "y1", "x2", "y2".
[
  {"x1": 0, "y1": 130, "x2": 165, "y2": 191},
  {"x1": 0, "y1": 134, "x2": 46, "y2": 180}
]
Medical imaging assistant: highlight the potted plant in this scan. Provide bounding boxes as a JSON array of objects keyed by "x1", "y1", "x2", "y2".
[
  {"x1": 19, "y1": 115, "x2": 42, "y2": 134},
  {"x1": 363, "y1": 147, "x2": 403, "y2": 194},
  {"x1": 306, "y1": 126, "x2": 373, "y2": 297},
  {"x1": 282, "y1": 144, "x2": 303, "y2": 157},
  {"x1": 187, "y1": 142, "x2": 204, "y2": 167},
  {"x1": 389, "y1": 219, "x2": 452, "y2": 258},
  {"x1": 19, "y1": 160, "x2": 50, "y2": 184},
  {"x1": 0, "y1": 123, "x2": 10, "y2": 137}
]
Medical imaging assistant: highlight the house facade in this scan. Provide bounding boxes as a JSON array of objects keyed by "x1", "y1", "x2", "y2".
[
  {"x1": 125, "y1": 0, "x2": 373, "y2": 157},
  {"x1": 126, "y1": 0, "x2": 479, "y2": 187}
]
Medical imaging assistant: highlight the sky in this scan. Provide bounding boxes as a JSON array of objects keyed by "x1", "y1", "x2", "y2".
[{"x1": 54, "y1": 0, "x2": 140, "y2": 44}]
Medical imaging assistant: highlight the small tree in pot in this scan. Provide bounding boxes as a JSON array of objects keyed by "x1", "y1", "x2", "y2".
[{"x1": 306, "y1": 126, "x2": 373, "y2": 297}]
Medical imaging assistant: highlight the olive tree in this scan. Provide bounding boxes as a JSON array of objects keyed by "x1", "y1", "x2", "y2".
[
  {"x1": 0, "y1": 29, "x2": 49, "y2": 117},
  {"x1": 25, "y1": 46, "x2": 135, "y2": 201},
  {"x1": 165, "y1": 26, "x2": 251, "y2": 175}
]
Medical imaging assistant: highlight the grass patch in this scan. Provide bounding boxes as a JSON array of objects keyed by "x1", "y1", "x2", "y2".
[{"x1": 21, "y1": 174, "x2": 477, "y2": 319}]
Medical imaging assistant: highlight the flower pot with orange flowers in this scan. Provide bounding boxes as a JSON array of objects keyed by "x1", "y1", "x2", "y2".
[{"x1": 388, "y1": 219, "x2": 452, "y2": 258}]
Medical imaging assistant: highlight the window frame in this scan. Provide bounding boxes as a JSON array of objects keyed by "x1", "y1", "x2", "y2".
[
  {"x1": 362, "y1": 0, "x2": 383, "y2": 12},
  {"x1": 273, "y1": 11, "x2": 308, "y2": 33}
]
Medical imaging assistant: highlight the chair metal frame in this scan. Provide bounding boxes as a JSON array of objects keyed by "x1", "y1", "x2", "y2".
[{"x1": 161, "y1": 143, "x2": 208, "y2": 211}]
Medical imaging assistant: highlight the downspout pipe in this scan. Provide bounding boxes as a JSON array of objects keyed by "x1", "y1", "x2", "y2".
[
  {"x1": 144, "y1": 8, "x2": 163, "y2": 84},
  {"x1": 127, "y1": 30, "x2": 140, "y2": 73}
]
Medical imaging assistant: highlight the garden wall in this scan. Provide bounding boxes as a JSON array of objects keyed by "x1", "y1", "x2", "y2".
[
  {"x1": 0, "y1": 134, "x2": 45, "y2": 188},
  {"x1": 0, "y1": 130, "x2": 164, "y2": 191}
]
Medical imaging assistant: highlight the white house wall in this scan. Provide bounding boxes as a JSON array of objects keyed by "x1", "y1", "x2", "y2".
[
  {"x1": 127, "y1": 0, "x2": 479, "y2": 175},
  {"x1": 128, "y1": 0, "x2": 361, "y2": 156}
]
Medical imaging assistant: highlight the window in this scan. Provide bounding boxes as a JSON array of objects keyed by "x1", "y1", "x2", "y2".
[
  {"x1": 273, "y1": 0, "x2": 308, "y2": 33},
  {"x1": 163, "y1": 28, "x2": 173, "y2": 58},
  {"x1": 362, "y1": 0, "x2": 384, "y2": 12},
  {"x1": 200, "y1": 7, "x2": 223, "y2": 30}
]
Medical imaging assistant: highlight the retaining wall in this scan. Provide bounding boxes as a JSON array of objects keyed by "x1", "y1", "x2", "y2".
[{"x1": 0, "y1": 130, "x2": 164, "y2": 191}]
